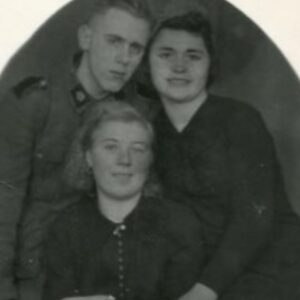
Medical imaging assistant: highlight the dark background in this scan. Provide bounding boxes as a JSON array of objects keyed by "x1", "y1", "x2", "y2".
[{"x1": 0, "y1": 0, "x2": 299, "y2": 213}]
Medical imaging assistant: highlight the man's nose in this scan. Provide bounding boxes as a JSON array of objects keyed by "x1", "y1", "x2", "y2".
[
  {"x1": 117, "y1": 148, "x2": 132, "y2": 166},
  {"x1": 116, "y1": 45, "x2": 130, "y2": 65},
  {"x1": 171, "y1": 56, "x2": 187, "y2": 73}
]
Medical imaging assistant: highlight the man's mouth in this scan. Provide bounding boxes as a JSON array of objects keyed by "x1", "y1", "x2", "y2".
[{"x1": 110, "y1": 70, "x2": 126, "y2": 80}]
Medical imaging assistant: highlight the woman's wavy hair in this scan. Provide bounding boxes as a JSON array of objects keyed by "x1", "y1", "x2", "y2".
[
  {"x1": 64, "y1": 100, "x2": 161, "y2": 198},
  {"x1": 148, "y1": 10, "x2": 217, "y2": 88}
]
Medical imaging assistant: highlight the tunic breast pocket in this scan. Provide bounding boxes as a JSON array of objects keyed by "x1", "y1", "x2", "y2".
[
  {"x1": 33, "y1": 140, "x2": 69, "y2": 176},
  {"x1": 30, "y1": 142, "x2": 70, "y2": 202}
]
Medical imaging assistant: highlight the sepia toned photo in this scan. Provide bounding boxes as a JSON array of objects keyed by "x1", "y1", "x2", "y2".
[{"x1": 0, "y1": 1, "x2": 300, "y2": 300}]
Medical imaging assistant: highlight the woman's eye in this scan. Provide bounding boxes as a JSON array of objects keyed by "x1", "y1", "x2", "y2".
[
  {"x1": 188, "y1": 54, "x2": 201, "y2": 61},
  {"x1": 133, "y1": 148, "x2": 144, "y2": 153},
  {"x1": 159, "y1": 52, "x2": 171, "y2": 59},
  {"x1": 132, "y1": 146, "x2": 147, "y2": 154}
]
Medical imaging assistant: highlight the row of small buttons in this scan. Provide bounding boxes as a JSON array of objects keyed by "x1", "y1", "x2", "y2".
[{"x1": 113, "y1": 224, "x2": 127, "y2": 300}]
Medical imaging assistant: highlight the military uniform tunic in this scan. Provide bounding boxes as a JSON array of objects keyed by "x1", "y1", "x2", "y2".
[{"x1": 0, "y1": 68, "x2": 152, "y2": 299}]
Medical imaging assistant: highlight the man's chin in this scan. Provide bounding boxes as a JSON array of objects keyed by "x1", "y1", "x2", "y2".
[{"x1": 103, "y1": 79, "x2": 129, "y2": 93}]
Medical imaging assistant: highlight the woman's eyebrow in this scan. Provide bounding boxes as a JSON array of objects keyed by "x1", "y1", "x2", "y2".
[
  {"x1": 186, "y1": 48, "x2": 205, "y2": 54},
  {"x1": 98, "y1": 138, "x2": 119, "y2": 143},
  {"x1": 156, "y1": 46, "x2": 174, "y2": 51}
]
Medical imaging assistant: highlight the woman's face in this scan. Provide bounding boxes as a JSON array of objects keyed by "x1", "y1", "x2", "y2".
[
  {"x1": 86, "y1": 120, "x2": 152, "y2": 201},
  {"x1": 149, "y1": 29, "x2": 210, "y2": 104}
]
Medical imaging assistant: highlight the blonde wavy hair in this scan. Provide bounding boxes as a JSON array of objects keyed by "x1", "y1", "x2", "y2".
[{"x1": 64, "y1": 100, "x2": 160, "y2": 198}]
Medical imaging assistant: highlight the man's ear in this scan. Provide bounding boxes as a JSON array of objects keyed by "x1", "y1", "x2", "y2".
[{"x1": 78, "y1": 24, "x2": 92, "y2": 51}]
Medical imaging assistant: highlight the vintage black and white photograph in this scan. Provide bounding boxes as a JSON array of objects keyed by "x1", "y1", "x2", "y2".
[{"x1": 0, "y1": 1, "x2": 300, "y2": 300}]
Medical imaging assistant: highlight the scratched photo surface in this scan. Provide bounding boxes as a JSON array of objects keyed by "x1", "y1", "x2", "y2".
[{"x1": 0, "y1": 0, "x2": 299, "y2": 300}]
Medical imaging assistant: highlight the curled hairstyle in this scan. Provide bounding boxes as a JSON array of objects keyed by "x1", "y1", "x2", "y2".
[
  {"x1": 64, "y1": 100, "x2": 156, "y2": 194},
  {"x1": 149, "y1": 11, "x2": 217, "y2": 87},
  {"x1": 86, "y1": 0, "x2": 154, "y2": 28}
]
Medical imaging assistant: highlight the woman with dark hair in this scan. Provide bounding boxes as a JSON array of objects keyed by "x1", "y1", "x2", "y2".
[
  {"x1": 43, "y1": 100, "x2": 203, "y2": 300},
  {"x1": 150, "y1": 11, "x2": 300, "y2": 300}
]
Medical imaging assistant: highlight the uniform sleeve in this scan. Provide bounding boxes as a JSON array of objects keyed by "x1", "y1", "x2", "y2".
[
  {"x1": 199, "y1": 107, "x2": 278, "y2": 294},
  {"x1": 161, "y1": 204, "x2": 204, "y2": 300},
  {"x1": 43, "y1": 212, "x2": 78, "y2": 300},
  {"x1": 0, "y1": 89, "x2": 49, "y2": 299}
]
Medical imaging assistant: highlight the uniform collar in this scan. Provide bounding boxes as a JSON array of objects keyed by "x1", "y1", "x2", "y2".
[{"x1": 66, "y1": 53, "x2": 112, "y2": 114}]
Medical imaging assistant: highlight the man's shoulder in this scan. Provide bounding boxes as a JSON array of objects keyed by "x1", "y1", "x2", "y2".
[
  {"x1": 0, "y1": 75, "x2": 51, "y2": 111},
  {"x1": 6, "y1": 70, "x2": 71, "y2": 103},
  {"x1": 13, "y1": 76, "x2": 48, "y2": 99}
]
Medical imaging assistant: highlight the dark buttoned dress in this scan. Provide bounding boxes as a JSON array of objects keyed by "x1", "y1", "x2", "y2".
[{"x1": 43, "y1": 196, "x2": 203, "y2": 300}]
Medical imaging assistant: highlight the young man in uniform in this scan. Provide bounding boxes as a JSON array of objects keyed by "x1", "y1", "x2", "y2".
[{"x1": 0, "y1": 1, "x2": 152, "y2": 299}]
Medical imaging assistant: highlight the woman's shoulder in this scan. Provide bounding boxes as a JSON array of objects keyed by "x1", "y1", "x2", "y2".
[
  {"x1": 208, "y1": 94, "x2": 268, "y2": 132},
  {"x1": 208, "y1": 94, "x2": 261, "y2": 117}
]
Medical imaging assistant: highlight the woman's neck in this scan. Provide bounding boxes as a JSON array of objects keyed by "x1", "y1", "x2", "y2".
[
  {"x1": 97, "y1": 192, "x2": 141, "y2": 224},
  {"x1": 162, "y1": 92, "x2": 208, "y2": 132}
]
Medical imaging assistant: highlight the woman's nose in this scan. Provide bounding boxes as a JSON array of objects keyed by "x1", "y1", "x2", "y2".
[
  {"x1": 117, "y1": 148, "x2": 132, "y2": 166},
  {"x1": 171, "y1": 56, "x2": 187, "y2": 73}
]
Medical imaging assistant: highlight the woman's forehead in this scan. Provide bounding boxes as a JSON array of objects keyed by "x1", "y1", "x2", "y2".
[
  {"x1": 151, "y1": 29, "x2": 208, "y2": 52},
  {"x1": 92, "y1": 120, "x2": 152, "y2": 142}
]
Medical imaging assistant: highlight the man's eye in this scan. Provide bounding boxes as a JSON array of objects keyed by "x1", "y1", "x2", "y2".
[
  {"x1": 130, "y1": 44, "x2": 143, "y2": 56},
  {"x1": 107, "y1": 36, "x2": 121, "y2": 45},
  {"x1": 104, "y1": 144, "x2": 118, "y2": 151}
]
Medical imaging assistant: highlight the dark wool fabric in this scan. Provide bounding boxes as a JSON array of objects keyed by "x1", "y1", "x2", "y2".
[
  {"x1": 154, "y1": 94, "x2": 300, "y2": 298},
  {"x1": 43, "y1": 196, "x2": 204, "y2": 300}
]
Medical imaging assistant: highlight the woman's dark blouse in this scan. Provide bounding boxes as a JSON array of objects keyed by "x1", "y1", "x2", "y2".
[
  {"x1": 154, "y1": 94, "x2": 299, "y2": 294},
  {"x1": 43, "y1": 196, "x2": 203, "y2": 300}
]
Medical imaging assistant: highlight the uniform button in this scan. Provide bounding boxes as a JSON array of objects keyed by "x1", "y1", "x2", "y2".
[
  {"x1": 36, "y1": 152, "x2": 43, "y2": 159},
  {"x1": 28, "y1": 258, "x2": 34, "y2": 264},
  {"x1": 76, "y1": 91, "x2": 86, "y2": 102},
  {"x1": 40, "y1": 79, "x2": 47, "y2": 88},
  {"x1": 119, "y1": 274, "x2": 124, "y2": 280}
]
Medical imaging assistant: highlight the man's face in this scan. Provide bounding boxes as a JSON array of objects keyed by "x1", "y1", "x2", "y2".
[
  {"x1": 79, "y1": 8, "x2": 150, "y2": 97},
  {"x1": 149, "y1": 29, "x2": 210, "y2": 104}
]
